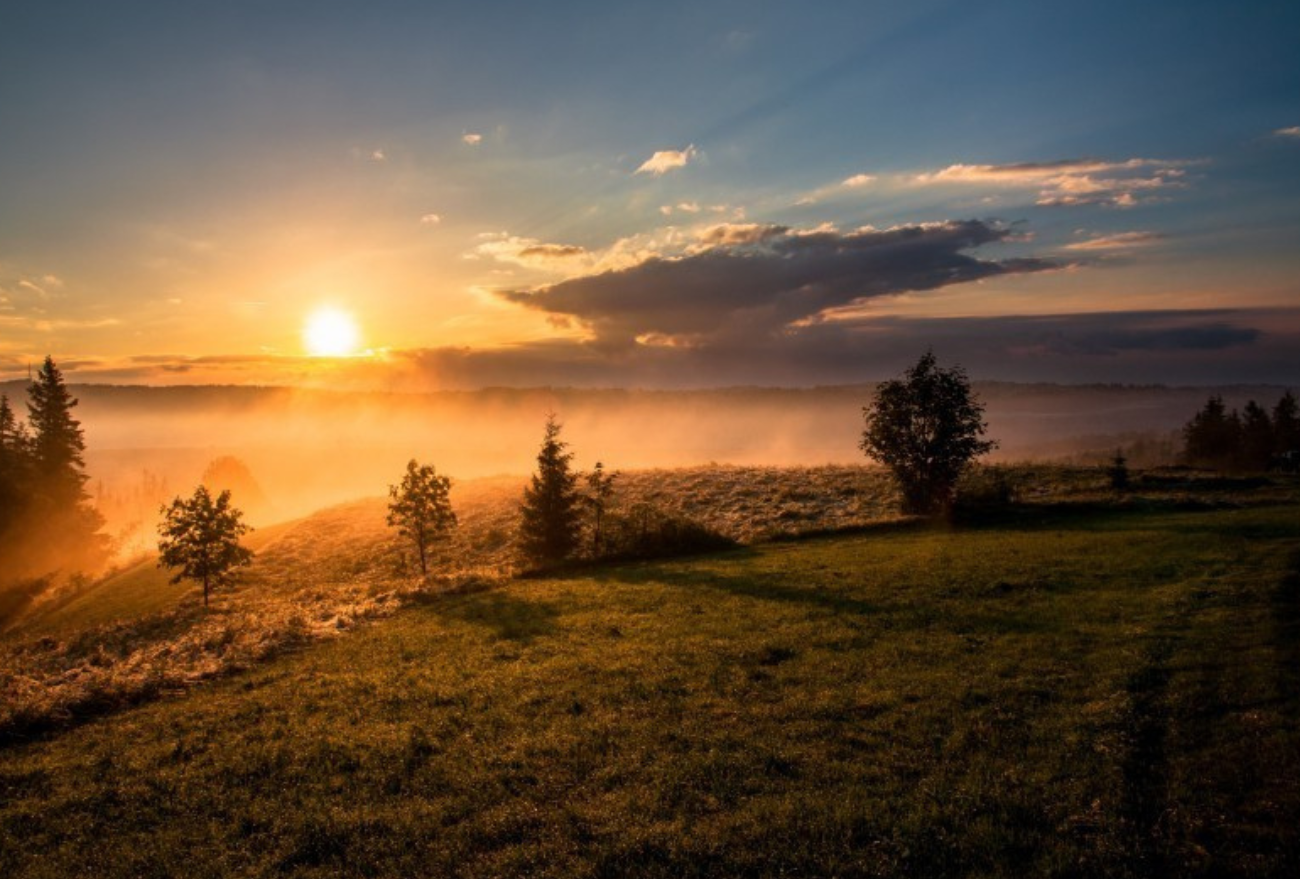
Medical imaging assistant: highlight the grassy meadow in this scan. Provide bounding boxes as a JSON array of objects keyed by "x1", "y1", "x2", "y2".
[{"x1": 2, "y1": 486, "x2": 1298, "y2": 876}]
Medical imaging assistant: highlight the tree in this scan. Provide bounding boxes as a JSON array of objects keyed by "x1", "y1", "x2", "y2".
[
  {"x1": 1274, "y1": 391, "x2": 1300, "y2": 453},
  {"x1": 860, "y1": 351, "x2": 996, "y2": 515},
  {"x1": 387, "y1": 459, "x2": 457, "y2": 576},
  {"x1": 0, "y1": 395, "x2": 32, "y2": 539},
  {"x1": 584, "y1": 461, "x2": 618, "y2": 557},
  {"x1": 519, "y1": 415, "x2": 582, "y2": 565},
  {"x1": 27, "y1": 356, "x2": 89, "y2": 502},
  {"x1": 1182, "y1": 395, "x2": 1241, "y2": 469},
  {"x1": 157, "y1": 486, "x2": 252, "y2": 608},
  {"x1": 1239, "y1": 400, "x2": 1274, "y2": 471},
  {"x1": 1107, "y1": 449, "x2": 1130, "y2": 492}
]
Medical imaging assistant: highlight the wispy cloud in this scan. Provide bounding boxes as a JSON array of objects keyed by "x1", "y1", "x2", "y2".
[
  {"x1": 635, "y1": 145, "x2": 696, "y2": 176},
  {"x1": 370, "y1": 148, "x2": 386, "y2": 162},
  {"x1": 462, "y1": 132, "x2": 483, "y2": 145},
  {"x1": 1064, "y1": 231, "x2": 1164, "y2": 251},
  {"x1": 914, "y1": 157, "x2": 1198, "y2": 208},
  {"x1": 842, "y1": 173, "x2": 876, "y2": 188},
  {"x1": 472, "y1": 234, "x2": 592, "y2": 271},
  {"x1": 420, "y1": 213, "x2": 442, "y2": 225}
]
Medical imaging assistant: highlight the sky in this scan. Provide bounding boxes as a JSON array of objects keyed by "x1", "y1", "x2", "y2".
[{"x1": 1, "y1": 0, "x2": 1299, "y2": 388}]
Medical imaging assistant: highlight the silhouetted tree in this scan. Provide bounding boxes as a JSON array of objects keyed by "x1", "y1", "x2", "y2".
[
  {"x1": 1, "y1": 359, "x2": 108, "y2": 581},
  {"x1": 519, "y1": 415, "x2": 582, "y2": 565},
  {"x1": 27, "y1": 356, "x2": 89, "y2": 503},
  {"x1": 1240, "y1": 400, "x2": 1274, "y2": 471},
  {"x1": 861, "y1": 351, "x2": 996, "y2": 515},
  {"x1": 1108, "y1": 449, "x2": 1130, "y2": 492},
  {"x1": 387, "y1": 459, "x2": 457, "y2": 576},
  {"x1": 1275, "y1": 391, "x2": 1300, "y2": 453},
  {"x1": 0, "y1": 395, "x2": 31, "y2": 537},
  {"x1": 157, "y1": 486, "x2": 252, "y2": 608},
  {"x1": 1182, "y1": 396, "x2": 1241, "y2": 469},
  {"x1": 585, "y1": 461, "x2": 618, "y2": 557}
]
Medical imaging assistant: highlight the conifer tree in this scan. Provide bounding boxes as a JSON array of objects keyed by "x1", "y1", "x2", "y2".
[
  {"x1": 1275, "y1": 391, "x2": 1300, "y2": 453},
  {"x1": 1240, "y1": 400, "x2": 1274, "y2": 471},
  {"x1": 0, "y1": 395, "x2": 32, "y2": 537},
  {"x1": 26, "y1": 356, "x2": 88, "y2": 502},
  {"x1": 519, "y1": 415, "x2": 582, "y2": 565}
]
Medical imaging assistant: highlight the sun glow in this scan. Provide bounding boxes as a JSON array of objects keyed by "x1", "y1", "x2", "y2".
[{"x1": 304, "y1": 307, "x2": 360, "y2": 357}]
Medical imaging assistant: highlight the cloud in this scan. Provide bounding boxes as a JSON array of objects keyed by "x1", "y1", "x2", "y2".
[
  {"x1": 420, "y1": 213, "x2": 442, "y2": 225},
  {"x1": 915, "y1": 157, "x2": 1198, "y2": 208},
  {"x1": 1275, "y1": 126, "x2": 1300, "y2": 138},
  {"x1": 472, "y1": 234, "x2": 591, "y2": 270},
  {"x1": 496, "y1": 220, "x2": 1058, "y2": 346},
  {"x1": 842, "y1": 173, "x2": 876, "y2": 187},
  {"x1": 370, "y1": 149, "x2": 386, "y2": 162},
  {"x1": 635, "y1": 145, "x2": 696, "y2": 176},
  {"x1": 1064, "y1": 231, "x2": 1164, "y2": 251},
  {"x1": 463, "y1": 132, "x2": 483, "y2": 145}
]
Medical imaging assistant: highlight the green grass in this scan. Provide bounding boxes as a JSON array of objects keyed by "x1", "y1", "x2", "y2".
[
  {"x1": 1, "y1": 504, "x2": 1298, "y2": 877},
  {"x1": 7, "y1": 519, "x2": 298, "y2": 638}
]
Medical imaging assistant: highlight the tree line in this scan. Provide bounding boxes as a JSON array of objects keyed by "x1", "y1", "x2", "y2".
[
  {"x1": 0, "y1": 357, "x2": 108, "y2": 593},
  {"x1": 1181, "y1": 391, "x2": 1300, "y2": 471},
  {"x1": 4, "y1": 351, "x2": 1001, "y2": 606}
]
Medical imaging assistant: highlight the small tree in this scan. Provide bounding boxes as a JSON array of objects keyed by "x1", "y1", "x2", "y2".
[
  {"x1": 860, "y1": 351, "x2": 996, "y2": 516},
  {"x1": 157, "y1": 486, "x2": 252, "y2": 608},
  {"x1": 519, "y1": 415, "x2": 582, "y2": 565},
  {"x1": 387, "y1": 459, "x2": 457, "y2": 576},
  {"x1": 1107, "y1": 449, "x2": 1130, "y2": 492},
  {"x1": 585, "y1": 461, "x2": 618, "y2": 557}
]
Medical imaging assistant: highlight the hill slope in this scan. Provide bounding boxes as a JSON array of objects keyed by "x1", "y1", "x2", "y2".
[{"x1": 2, "y1": 503, "x2": 1297, "y2": 876}]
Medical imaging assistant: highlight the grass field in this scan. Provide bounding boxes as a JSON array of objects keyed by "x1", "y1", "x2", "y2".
[{"x1": 2, "y1": 500, "x2": 1297, "y2": 877}]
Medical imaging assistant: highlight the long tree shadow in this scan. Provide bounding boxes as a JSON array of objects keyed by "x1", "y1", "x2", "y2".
[
  {"x1": 431, "y1": 591, "x2": 562, "y2": 643},
  {"x1": 601, "y1": 563, "x2": 887, "y2": 617}
]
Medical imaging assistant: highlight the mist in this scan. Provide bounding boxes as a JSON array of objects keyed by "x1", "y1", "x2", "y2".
[{"x1": 2, "y1": 380, "x2": 1282, "y2": 556}]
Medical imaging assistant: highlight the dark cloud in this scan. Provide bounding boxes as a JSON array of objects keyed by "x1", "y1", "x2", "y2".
[{"x1": 498, "y1": 220, "x2": 1058, "y2": 346}]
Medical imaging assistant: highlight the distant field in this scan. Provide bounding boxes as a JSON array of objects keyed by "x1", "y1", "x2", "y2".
[{"x1": 2, "y1": 500, "x2": 1297, "y2": 877}]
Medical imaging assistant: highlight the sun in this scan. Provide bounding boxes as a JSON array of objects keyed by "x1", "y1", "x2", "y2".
[{"x1": 304, "y1": 307, "x2": 360, "y2": 357}]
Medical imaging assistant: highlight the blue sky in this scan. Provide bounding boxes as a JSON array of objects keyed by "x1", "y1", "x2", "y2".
[{"x1": 1, "y1": 0, "x2": 1298, "y2": 387}]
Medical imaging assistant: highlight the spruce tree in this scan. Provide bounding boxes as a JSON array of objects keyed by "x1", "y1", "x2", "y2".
[
  {"x1": 519, "y1": 415, "x2": 582, "y2": 565},
  {"x1": 1275, "y1": 391, "x2": 1300, "y2": 453},
  {"x1": 27, "y1": 356, "x2": 88, "y2": 502},
  {"x1": 0, "y1": 395, "x2": 32, "y2": 537}
]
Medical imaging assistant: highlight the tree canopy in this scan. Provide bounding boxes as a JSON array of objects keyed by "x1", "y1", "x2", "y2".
[
  {"x1": 861, "y1": 351, "x2": 996, "y2": 515},
  {"x1": 519, "y1": 415, "x2": 582, "y2": 565},
  {"x1": 157, "y1": 485, "x2": 253, "y2": 608},
  {"x1": 387, "y1": 459, "x2": 457, "y2": 576}
]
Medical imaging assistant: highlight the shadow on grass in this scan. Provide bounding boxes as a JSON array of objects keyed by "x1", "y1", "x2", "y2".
[
  {"x1": 1273, "y1": 549, "x2": 1300, "y2": 715},
  {"x1": 431, "y1": 592, "x2": 562, "y2": 643},
  {"x1": 601, "y1": 561, "x2": 887, "y2": 618}
]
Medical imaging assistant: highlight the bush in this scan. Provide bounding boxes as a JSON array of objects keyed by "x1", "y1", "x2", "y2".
[{"x1": 601, "y1": 504, "x2": 736, "y2": 560}]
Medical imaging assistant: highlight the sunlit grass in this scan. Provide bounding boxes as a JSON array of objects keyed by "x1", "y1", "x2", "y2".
[{"x1": 2, "y1": 501, "x2": 1297, "y2": 876}]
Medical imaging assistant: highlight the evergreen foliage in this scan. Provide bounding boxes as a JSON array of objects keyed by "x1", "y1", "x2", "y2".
[
  {"x1": 26, "y1": 356, "x2": 89, "y2": 502},
  {"x1": 157, "y1": 485, "x2": 252, "y2": 608},
  {"x1": 1181, "y1": 392, "x2": 1299, "y2": 470},
  {"x1": 386, "y1": 459, "x2": 457, "y2": 576},
  {"x1": 1275, "y1": 391, "x2": 1300, "y2": 453},
  {"x1": 860, "y1": 351, "x2": 996, "y2": 515},
  {"x1": 519, "y1": 415, "x2": 582, "y2": 565},
  {"x1": 0, "y1": 358, "x2": 108, "y2": 586}
]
